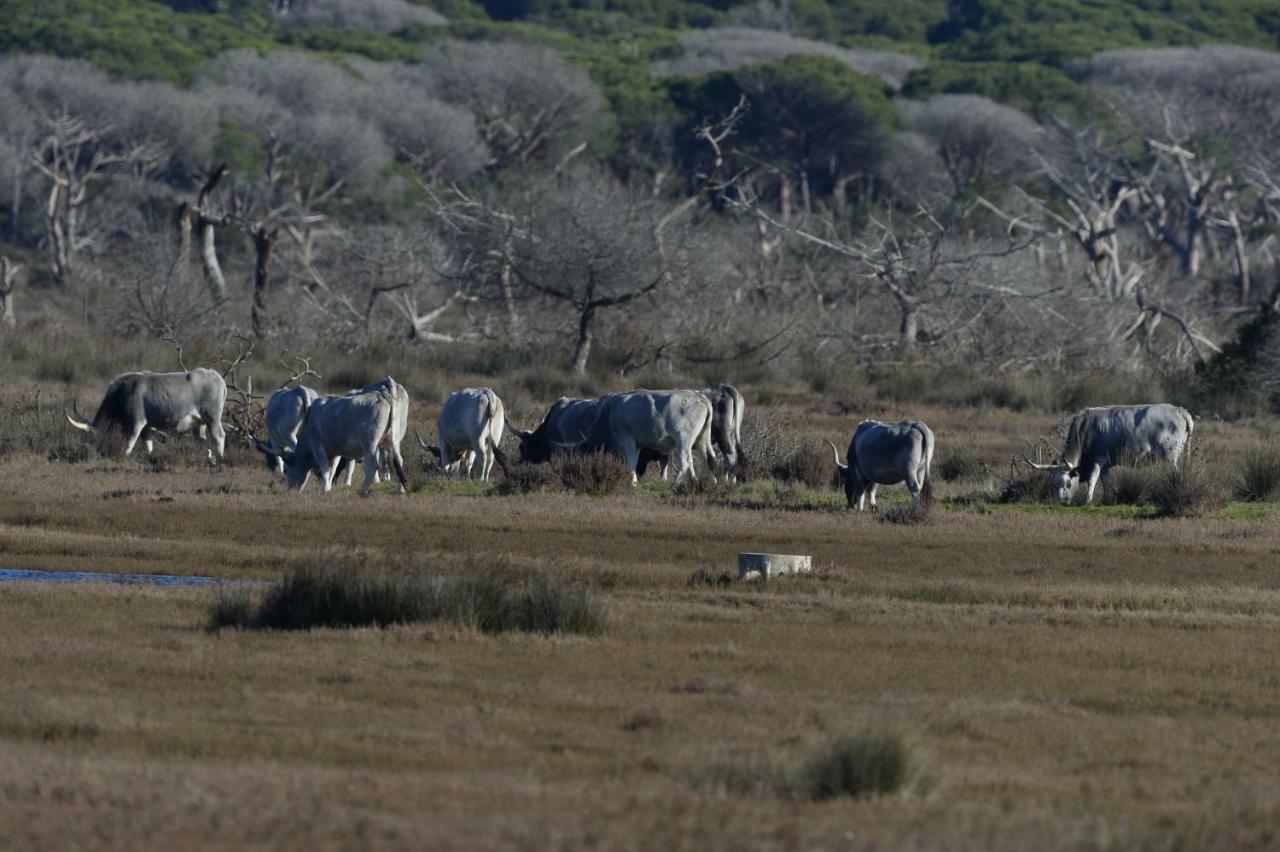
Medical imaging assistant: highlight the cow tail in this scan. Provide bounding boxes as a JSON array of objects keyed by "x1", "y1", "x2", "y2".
[
  {"x1": 385, "y1": 380, "x2": 409, "y2": 492},
  {"x1": 917, "y1": 423, "x2": 935, "y2": 507}
]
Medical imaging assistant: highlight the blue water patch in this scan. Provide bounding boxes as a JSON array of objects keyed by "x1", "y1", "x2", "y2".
[{"x1": 0, "y1": 568, "x2": 261, "y2": 587}]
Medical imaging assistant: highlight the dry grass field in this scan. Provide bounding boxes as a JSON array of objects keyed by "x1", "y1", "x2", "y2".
[{"x1": 2, "y1": 372, "x2": 1280, "y2": 850}]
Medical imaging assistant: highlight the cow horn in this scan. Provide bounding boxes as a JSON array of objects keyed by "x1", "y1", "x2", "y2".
[
  {"x1": 252, "y1": 436, "x2": 279, "y2": 457},
  {"x1": 826, "y1": 440, "x2": 848, "y2": 471},
  {"x1": 505, "y1": 421, "x2": 531, "y2": 439},
  {"x1": 415, "y1": 431, "x2": 441, "y2": 461},
  {"x1": 65, "y1": 401, "x2": 94, "y2": 433},
  {"x1": 1021, "y1": 455, "x2": 1060, "y2": 471}
]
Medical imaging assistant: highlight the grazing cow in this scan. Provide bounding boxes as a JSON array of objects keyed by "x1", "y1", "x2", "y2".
[
  {"x1": 263, "y1": 385, "x2": 320, "y2": 477},
  {"x1": 66, "y1": 368, "x2": 227, "y2": 461},
  {"x1": 263, "y1": 385, "x2": 378, "y2": 487},
  {"x1": 636, "y1": 384, "x2": 745, "y2": 482},
  {"x1": 827, "y1": 419, "x2": 934, "y2": 510},
  {"x1": 254, "y1": 377, "x2": 409, "y2": 494},
  {"x1": 417, "y1": 387, "x2": 509, "y2": 481},
  {"x1": 1024, "y1": 404, "x2": 1194, "y2": 505},
  {"x1": 509, "y1": 390, "x2": 713, "y2": 485}
]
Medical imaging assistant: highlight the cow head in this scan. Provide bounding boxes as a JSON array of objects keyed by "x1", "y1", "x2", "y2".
[
  {"x1": 1023, "y1": 457, "x2": 1080, "y2": 505},
  {"x1": 506, "y1": 421, "x2": 548, "y2": 465},
  {"x1": 415, "y1": 432, "x2": 443, "y2": 465},
  {"x1": 254, "y1": 437, "x2": 311, "y2": 490}
]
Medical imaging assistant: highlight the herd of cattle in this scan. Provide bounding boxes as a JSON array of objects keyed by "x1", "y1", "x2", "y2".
[{"x1": 64, "y1": 369, "x2": 1197, "y2": 508}]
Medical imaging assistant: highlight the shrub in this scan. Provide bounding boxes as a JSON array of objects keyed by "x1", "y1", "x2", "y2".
[
  {"x1": 671, "y1": 475, "x2": 733, "y2": 499},
  {"x1": 996, "y1": 468, "x2": 1055, "y2": 504},
  {"x1": 937, "y1": 444, "x2": 985, "y2": 482},
  {"x1": 800, "y1": 731, "x2": 917, "y2": 801},
  {"x1": 207, "y1": 588, "x2": 255, "y2": 630},
  {"x1": 551, "y1": 451, "x2": 633, "y2": 496},
  {"x1": 1147, "y1": 459, "x2": 1226, "y2": 519},
  {"x1": 770, "y1": 439, "x2": 834, "y2": 489},
  {"x1": 493, "y1": 463, "x2": 564, "y2": 496},
  {"x1": 46, "y1": 439, "x2": 94, "y2": 464},
  {"x1": 1104, "y1": 465, "x2": 1157, "y2": 505},
  {"x1": 209, "y1": 566, "x2": 606, "y2": 635},
  {"x1": 877, "y1": 502, "x2": 931, "y2": 525},
  {"x1": 1235, "y1": 448, "x2": 1280, "y2": 502}
]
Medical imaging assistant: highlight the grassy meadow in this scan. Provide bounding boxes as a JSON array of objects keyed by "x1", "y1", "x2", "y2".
[{"x1": 2, "y1": 355, "x2": 1280, "y2": 849}]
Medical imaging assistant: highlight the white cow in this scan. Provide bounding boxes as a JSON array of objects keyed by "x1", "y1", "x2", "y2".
[{"x1": 418, "y1": 387, "x2": 508, "y2": 481}]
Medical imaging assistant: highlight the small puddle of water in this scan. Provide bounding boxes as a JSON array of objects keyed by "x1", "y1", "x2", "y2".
[{"x1": 0, "y1": 568, "x2": 258, "y2": 587}]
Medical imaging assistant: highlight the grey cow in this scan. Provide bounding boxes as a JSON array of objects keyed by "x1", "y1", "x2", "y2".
[
  {"x1": 637, "y1": 384, "x2": 745, "y2": 482},
  {"x1": 828, "y1": 419, "x2": 934, "y2": 510},
  {"x1": 264, "y1": 384, "x2": 390, "y2": 488},
  {"x1": 67, "y1": 368, "x2": 227, "y2": 461},
  {"x1": 254, "y1": 377, "x2": 409, "y2": 494},
  {"x1": 510, "y1": 390, "x2": 714, "y2": 485},
  {"x1": 418, "y1": 387, "x2": 508, "y2": 481},
  {"x1": 1024, "y1": 404, "x2": 1194, "y2": 505}
]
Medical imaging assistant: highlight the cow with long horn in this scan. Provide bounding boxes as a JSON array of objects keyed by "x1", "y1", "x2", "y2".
[
  {"x1": 66, "y1": 369, "x2": 227, "y2": 462},
  {"x1": 254, "y1": 377, "x2": 409, "y2": 494},
  {"x1": 828, "y1": 419, "x2": 934, "y2": 511},
  {"x1": 509, "y1": 391, "x2": 714, "y2": 486},
  {"x1": 418, "y1": 387, "x2": 509, "y2": 481},
  {"x1": 1023, "y1": 404, "x2": 1194, "y2": 505}
]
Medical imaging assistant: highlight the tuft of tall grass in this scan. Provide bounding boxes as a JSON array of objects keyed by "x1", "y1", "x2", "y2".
[
  {"x1": 1235, "y1": 448, "x2": 1280, "y2": 502},
  {"x1": 937, "y1": 444, "x2": 985, "y2": 482},
  {"x1": 209, "y1": 566, "x2": 606, "y2": 635},
  {"x1": 1147, "y1": 457, "x2": 1226, "y2": 518},
  {"x1": 996, "y1": 468, "x2": 1056, "y2": 504},
  {"x1": 800, "y1": 731, "x2": 920, "y2": 801}
]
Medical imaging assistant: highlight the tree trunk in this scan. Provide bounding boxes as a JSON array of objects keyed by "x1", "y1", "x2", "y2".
[
  {"x1": 499, "y1": 242, "x2": 521, "y2": 343},
  {"x1": 195, "y1": 165, "x2": 228, "y2": 305},
  {"x1": 46, "y1": 180, "x2": 71, "y2": 288},
  {"x1": 899, "y1": 301, "x2": 919, "y2": 347},
  {"x1": 571, "y1": 304, "x2": 595, "y2": 375},
  {"x1": 1228, "y1": 211, "x2": 1250, "y2": 305},
  {"x1": 0, "y1": 257, "x2": 17, "y2": 330},
  {"x1": 251, "y1": 227, "x2": 278, "y2": 339}
]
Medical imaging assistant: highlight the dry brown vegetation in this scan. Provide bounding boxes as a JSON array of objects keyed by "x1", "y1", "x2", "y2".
[{"x1": 2, "y1": 373, "x2": 1280, "y2": 850}]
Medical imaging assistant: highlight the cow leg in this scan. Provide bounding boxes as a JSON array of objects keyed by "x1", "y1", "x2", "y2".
[
  {"x1": 1084, "y1": 464, "x2": 1103, "y2": 505},
  {"x1": 674, "y1": 446, "x2": 696, "y2": 485},
  {"x1": 359, "y1": 448, "x2": 380, "y2": 494},
  {"x1": 867, "y1": 483, "x2": 879, "y2": 509},
  {"x1": 617, "y1": 437, "x2": 641, "y2": 487},
  {"x1": 315, "y1": 449, "x2": 335, "y2": 493},
  {"x1": 145, "y1": 437, "x2": 155, "y2": 454},
  {"x1": 464, "y1": 450, "x2": 478, "y2": 479},
  {"x1": 207, "y1": 421, "x2": 226, "y2": 464},
  {"x1": 123, "y1": 421, "x2": 146, "y2": 456},
  {"x1": 905, "y1": 476, "x2": 921, "y2": 508}
]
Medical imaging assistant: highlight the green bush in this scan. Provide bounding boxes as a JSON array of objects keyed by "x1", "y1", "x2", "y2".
[
  {"x1": 800, "y1": 731, "x2": 917, "y2": 801},
  {"x1": 937, "y1": 444, "x2": 984, "y2": 482},
  {"x1": 209, "y1": 566, "x2": 606, "y2": 635},
  {"x1": 1235, "y1": 448, "x2": 1280, "y2": 502},
  {"x1": 1147, "y1": 458, "x2": 1226, "y2": 519}
]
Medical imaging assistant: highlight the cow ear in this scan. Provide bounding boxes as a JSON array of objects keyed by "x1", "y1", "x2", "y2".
[{"x1": 1069, "y1": 467, "x2": 1081, "y2": 478}]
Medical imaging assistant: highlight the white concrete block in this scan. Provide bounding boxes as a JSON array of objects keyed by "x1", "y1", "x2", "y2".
[{"x1": 738, "y1": 553, "x2": 812, "y2": 579}]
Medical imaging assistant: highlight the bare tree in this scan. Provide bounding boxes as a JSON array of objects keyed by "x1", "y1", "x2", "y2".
[
  {"x1": 503, "y1": 170, "x2": 677, "y2": 374},
  {"x1": 31, "y1": 115, "x2": 165, "y2": 287}
]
